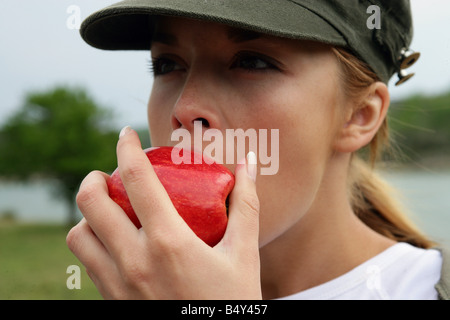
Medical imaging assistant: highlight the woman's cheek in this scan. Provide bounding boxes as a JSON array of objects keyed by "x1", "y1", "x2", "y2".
[{"x1": 254, "y1": 144, "x2": 323, "y2": 247}]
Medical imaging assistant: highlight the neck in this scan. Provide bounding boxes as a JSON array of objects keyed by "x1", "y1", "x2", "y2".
[{"x1": 259, "y1": 154, "x2": 395, "y2": 299}]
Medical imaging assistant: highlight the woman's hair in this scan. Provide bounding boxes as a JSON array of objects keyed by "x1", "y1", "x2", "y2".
[{"x1": 332, "y1": 47, "x2": 435, "y2": 249}]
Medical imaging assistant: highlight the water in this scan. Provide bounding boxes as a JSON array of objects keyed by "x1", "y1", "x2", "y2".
[
  {"x1": 0, "y1": 171, "x2": 449, "y2": 244},
  {"x1": 0, "y1": 180, "x2": 81, "y2": 224},
  {"x1": 380, "y1": 170, "x2": 450, "y2": 245}
]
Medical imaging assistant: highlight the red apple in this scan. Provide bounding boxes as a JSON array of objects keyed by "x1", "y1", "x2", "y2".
[{"x1": 107, "y1": 147, "x2": 235, "y2": 247}]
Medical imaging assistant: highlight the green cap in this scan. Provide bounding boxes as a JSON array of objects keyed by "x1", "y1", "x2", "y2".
[{"x1": 80, "y1": 0, "x2": 420, "y2": 85}]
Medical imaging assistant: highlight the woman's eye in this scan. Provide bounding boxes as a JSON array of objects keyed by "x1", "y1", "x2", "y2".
[
  {"x1": 150, "y1": 57, "x2": 183, "y2": 76},
  {"x1": 231, "y1": 52, "x2": 278, "y2": 72}
]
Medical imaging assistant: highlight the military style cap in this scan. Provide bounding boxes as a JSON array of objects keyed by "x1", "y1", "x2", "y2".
[{"x1": 80, "y1": 0, "x2": 420, "y2": 85}]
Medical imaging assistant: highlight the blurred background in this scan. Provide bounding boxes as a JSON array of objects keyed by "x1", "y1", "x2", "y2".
[{"x1": 0, "y1": 0, "x2": 449, "y2": 299}]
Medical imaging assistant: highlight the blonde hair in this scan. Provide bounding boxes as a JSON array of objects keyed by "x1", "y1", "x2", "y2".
[{"x1": 332, "y1": 47, "x2": 435, "y2": 249}]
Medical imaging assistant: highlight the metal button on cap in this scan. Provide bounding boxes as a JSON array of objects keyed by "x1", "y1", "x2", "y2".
[
  {"x1": 399, "y1": 48, "x2": 421, "y2": 70},
  {"x1": 395, "y1": 69, "x2": 415, "y2": 86}
]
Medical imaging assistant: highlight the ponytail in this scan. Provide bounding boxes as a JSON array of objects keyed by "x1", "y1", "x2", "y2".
[
  {"x1": 333, "y1": 47, "x2": 435, "y2": 249},
  {"x1": 349, "y1": 156, "x2": 434, "y2": 248}
]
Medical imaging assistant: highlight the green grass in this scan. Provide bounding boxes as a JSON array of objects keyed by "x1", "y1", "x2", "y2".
[{"x1": 0, "y1": 222, "x2": 102, "y2": 300}]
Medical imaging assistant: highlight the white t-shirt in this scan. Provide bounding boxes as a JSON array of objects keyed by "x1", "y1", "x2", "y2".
[{"x1": 279, "y1": 242, "x2": 443, "y2": 300}]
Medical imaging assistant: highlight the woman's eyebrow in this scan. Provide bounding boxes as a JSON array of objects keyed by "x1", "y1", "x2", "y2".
[
  {"x1": 152, "y1": 31, "x2": 178, "y2": 46},
  {"x1": 227, "y1": 28, "x2": 262, "y2": 43}
]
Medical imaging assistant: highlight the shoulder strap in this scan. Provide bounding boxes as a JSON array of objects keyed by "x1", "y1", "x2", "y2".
[{"x1": 435, "y1": 247, "x2": 450, "y2": 300}]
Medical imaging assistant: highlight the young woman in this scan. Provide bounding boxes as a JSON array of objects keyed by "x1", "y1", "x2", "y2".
[{"x1": 67, "y1": 1, "x2": 449, "y2": 299}]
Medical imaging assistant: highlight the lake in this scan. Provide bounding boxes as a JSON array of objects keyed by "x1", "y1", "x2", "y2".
[
  {"x1": 380, "y1": 169, "x2": 450, "y2": 245},
  {"x1": 0, "y1": 179, "x2": 80, "y2": 224},
  {"x1": 0, "y1": 170, "x2": 449, "y2": 244}
]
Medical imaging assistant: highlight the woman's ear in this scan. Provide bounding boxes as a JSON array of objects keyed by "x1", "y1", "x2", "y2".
[{"x1": 334, "y1": 82, "x2": 390, "y2": 153}]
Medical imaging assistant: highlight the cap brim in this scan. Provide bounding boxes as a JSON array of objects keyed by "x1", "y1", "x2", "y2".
[{"x1": 81, "y1": 0, "x2": 347, "y2": 50}]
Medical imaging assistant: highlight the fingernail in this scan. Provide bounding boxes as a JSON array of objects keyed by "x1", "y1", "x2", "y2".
[
  {"x1": 119, "y1": 126, "x2": 131, "y2": 139},
  {"x1": 246, "y1": 151, "x2": 257, "y2": 182}
]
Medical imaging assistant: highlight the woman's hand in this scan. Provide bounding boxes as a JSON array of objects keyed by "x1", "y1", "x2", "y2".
[{"x1": 66, "y1": 127, "x2": 261, "y2": 299}]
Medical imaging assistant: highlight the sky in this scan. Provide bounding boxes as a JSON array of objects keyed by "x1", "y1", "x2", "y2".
[{"x1": 1, "y1": 0, "x2": 450, "y2": 131}]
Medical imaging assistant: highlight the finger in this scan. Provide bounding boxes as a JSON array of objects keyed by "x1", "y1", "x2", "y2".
[
  {"x1": 67, "y1": 219, "x2": 129, "y2": 299},
  {"x1": 67, "y1": 219, "x2": 120, "y2": 285},
  {"x1": 116, "y1": 126, "x2": 186, "y2": 234},
  {"x1": 76, "y1": 170, "x2": 139, "y2": 256},
  {"x1": 222, "y1": 152, "x2": 260, "y2": 256}
]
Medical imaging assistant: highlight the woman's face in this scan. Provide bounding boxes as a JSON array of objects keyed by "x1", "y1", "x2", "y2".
[{"x1": 148, "y1": 17, "x2": 345, "y2": 247}]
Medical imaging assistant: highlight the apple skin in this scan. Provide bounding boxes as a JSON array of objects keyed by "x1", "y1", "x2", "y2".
[{"x1": 107, "y1": 147, "x2": 235, "y2": 247}]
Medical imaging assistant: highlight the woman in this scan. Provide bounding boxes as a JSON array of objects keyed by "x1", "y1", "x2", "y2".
[{"x1": 67, "y1": 0, "x2": 449, "y2": 299}]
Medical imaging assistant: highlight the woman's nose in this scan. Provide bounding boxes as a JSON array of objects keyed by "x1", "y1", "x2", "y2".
[{"x1": 170, "y1": 74, "x2": 221, "y2": 132}]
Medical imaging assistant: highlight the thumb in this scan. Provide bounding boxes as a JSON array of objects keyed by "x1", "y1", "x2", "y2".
[{"x1": 222, "y1": 152, "x2": 260, "y2": 255}]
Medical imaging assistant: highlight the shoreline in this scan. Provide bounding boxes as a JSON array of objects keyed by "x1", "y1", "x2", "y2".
[{"x1": 374, "y1": 154, "x2": 450, "y2": 173}]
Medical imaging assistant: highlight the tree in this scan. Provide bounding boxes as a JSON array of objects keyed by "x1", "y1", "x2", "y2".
[
  {"x1": 0, "y1": 86, "x2": 118, "y2": 225},
  {"x1": 389, "y1": 90, "x2": 450, "y2": 161}
]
